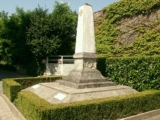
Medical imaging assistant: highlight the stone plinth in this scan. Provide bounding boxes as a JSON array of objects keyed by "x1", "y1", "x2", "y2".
[
  {"x1": 24, "y1": 83, "x2": 137, "y2": 104},
  {"x1": 58, "y1": 53, "x2": 116, "y2": 89}
]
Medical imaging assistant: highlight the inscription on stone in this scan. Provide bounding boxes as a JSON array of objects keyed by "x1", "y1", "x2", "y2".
[
  {"x1": 32, "y1": 84, "x2": 40, "y2": 89},
  {"x1": 54, "y1": 93, "x2": 67, "y2": 100},
  {"x1": 79, "y1": 9, "x2": 83, "y2": 16}
]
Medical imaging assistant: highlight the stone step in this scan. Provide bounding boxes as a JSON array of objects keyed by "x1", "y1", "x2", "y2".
[
  {"x1": 57, "y1": 80, "x2": 116, "y2": 89},
  {"x1": 63, "y1": 78, "x2": 109, "y2": 83},
  {"x1": 24, "y1": 82, "x2": 137, "y2": 104}
]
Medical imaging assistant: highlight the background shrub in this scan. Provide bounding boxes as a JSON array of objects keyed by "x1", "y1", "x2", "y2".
[{"x1": 106, "y1": 56, "x2": 160, "y2": 91}]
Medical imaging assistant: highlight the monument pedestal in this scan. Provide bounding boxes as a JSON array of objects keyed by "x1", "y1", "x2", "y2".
[
  {"x1": 24, "y1": 82, "x2": 137, "y2": 104},
  {"x1": 57, "y1": 53, "x2": 116, "y2": 89}
]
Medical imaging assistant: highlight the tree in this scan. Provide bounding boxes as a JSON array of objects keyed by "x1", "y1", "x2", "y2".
[
  {"x1": 26, "y1": 1, "x2": 77, "y2": 75},
  {"x1": 0, "y1": 8, "x2": 32, "y2": 66},
  {"x1": 0, "y1": 11, "x2": 9, "y2": 62},
  {"x1": 27, "y1": 6, "x2": 59, "y2": 58},
  {"x1": 0, "y1": 11, "x2": 8, "y2": 19},
  {"x1": 27, "y1": 1, "x2": 77, "y2": 57},
  {"x1": 0, "y1": 1, "x2": 77, "y2": 76},
  {"x1": 51, "y1": 1, "x2": 77, "y2": 55}
]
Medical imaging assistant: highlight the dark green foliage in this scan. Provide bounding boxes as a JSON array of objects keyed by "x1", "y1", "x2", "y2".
[
  {"x1": 25, "y1": 57, "x2": 45, "y2": 76},
  {"x1": 97, "y1": 57, "x2": 107, "y2": 76},
  {"x1": 106, "y1": 56, "x2": 160, "y2": 91},
  {"x1": 2, "y1": 76, "x2": 62, "y2": 102},
  {"x1": 0, "y1": 8, "x2": 32, "y2": 65},
  {"x1": 26, "y1": 7, "x2": 59, "y2": 58},
  {"x1": 0, "y1": 11, "x2": 8, "y2": 19},
  {"x1": 51, "y1": 1, "x2": 77, "y2": 55},
  {"x1": 0, "y1": 1, "x2": 77, "y2": 76},
  {"x1": 15, "y1": 90, "x2": 160, "y2": 120},
  {"x1": 0, "y1": 64, "x2": 16, "y2": 71}
]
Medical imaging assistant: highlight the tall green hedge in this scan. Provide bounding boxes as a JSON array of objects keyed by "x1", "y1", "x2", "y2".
[
  {"x1": 15, "y1": 90, "x2": 160, "y2": 120},
  {"x1": 106, "y1": 56, "x2": 160, "y2": 91},
  {"x1": 3, "y1": 76, "x2": 62, "y2": 102}
]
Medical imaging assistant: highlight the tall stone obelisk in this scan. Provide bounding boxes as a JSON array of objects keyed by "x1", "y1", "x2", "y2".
[{"x1": 58, "y1": 3, "x2": 116, "y2": 88}]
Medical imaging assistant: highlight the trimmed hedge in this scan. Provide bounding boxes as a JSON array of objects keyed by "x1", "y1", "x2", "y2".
[
  {"x1": 106, "y1": 56, "x2": 160, "y2": 91},
  {"x1": 2, "y1": 76, "x2": 62, "y2": 102},
  {"x1": 15, "y1": 90, "x2": 160, "y2": 120}
]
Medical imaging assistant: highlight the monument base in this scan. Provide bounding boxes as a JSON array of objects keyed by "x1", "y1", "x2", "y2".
[
  {"x1": 57, "y1": 69, "x2": 116, "y2": 89},
  {"x1": 56, "y1": 52, "x2": 116, "y2": 89},
  {"x1": 24, "y1": 82, "x2": 137, "y2": 104}
]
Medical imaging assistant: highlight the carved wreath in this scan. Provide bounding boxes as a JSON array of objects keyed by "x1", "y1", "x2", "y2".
[{"x1": 85, "y1": 61, "x2": 93, "y2": 68}]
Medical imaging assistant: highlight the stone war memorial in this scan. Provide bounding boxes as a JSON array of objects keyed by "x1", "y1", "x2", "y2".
[{"x1": 25, "y1": 3, "x2": 137, "y2": 104}]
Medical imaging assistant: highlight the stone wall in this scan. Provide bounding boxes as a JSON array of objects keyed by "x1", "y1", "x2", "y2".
[
  {"x1": 94, "y1": 9, "x2": 160, "y2": 46},
  {"x1": 93, "y1": 10, "x2": 104, "y2": 21},
  {"x1": 116, "y1": 9, "x2": 160, "y2": 46}
]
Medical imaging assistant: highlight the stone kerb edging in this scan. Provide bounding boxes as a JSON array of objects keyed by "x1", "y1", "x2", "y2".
[
  {"x1": 2, "y1": 94, "x2": 26, "y2": 120},
  {"x1": 119, "y1": 109, "x2": 160, "y2": 120}
]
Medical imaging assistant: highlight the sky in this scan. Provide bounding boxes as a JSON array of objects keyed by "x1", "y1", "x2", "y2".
[{"x1": 0, "y1": 0, "x2": 119, "y2": 15}]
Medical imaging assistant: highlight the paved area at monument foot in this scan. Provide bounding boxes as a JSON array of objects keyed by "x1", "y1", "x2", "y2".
[
  {"x1": 0, "y1": 94, "x2": 17, "y2": 120},
  {"x1": 0, "y1": 69, "x2": 28, "y2": 120}
]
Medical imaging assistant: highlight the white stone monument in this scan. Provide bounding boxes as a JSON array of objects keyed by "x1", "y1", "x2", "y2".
[
  {"x1": 75, "y1": 3, "x2": 95, "y2": 54},
  {"x1": 25, "y1": 3, "x2": 137, "y2": 104},
  {"x1": 58, "y1": 3, "x2": 116, "y2": 88}
]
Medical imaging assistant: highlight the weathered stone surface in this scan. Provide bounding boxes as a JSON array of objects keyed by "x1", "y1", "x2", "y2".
[
  {"x1": 24, "y1": 82, "x2": 137, "y2": 104},
  {"x1": 58, "y1": 68, "x2": 116, "y2": 89},
  {"x1": 73, "y1": 53, "x2": 97, "y2": 59},
  {"x1": 58, "y1": 53, "x2": 116, "y2": 88},
  {"x1": 115, "y1": 9, "x2": 160, "y2": 46},
  {"x1": 73, "y1": 53, "x2": 97, "y2": 70},
  {"x1": 75, "y1": 4, "x2": 95, "y2": 53},
  {"x1": 94, "y1": 10, "x2": 104, "y2": 21},
  {"x1": 57, "y1": 80, "x2": 116, "y2": 89}
]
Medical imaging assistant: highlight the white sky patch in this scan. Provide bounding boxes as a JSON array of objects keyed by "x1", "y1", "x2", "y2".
[
  {"x1": 67, "y1": 2, "x2": 70, "y2": 6},
  {"x1": 59, "y1": 0, "x2": 64, "y2": 4},
  {"x1": 32, "y1": 84, "x2": 40, "y2": 89},
  {"x1": 58, "y1": 0, "x2": 70, "y2": 6}
]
